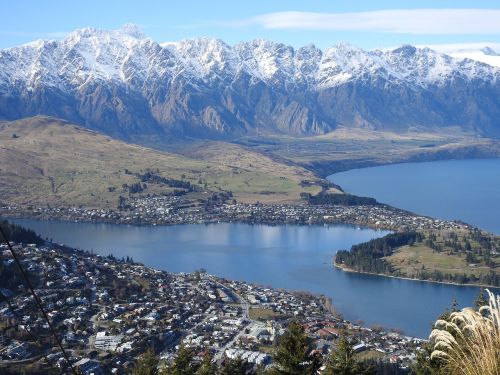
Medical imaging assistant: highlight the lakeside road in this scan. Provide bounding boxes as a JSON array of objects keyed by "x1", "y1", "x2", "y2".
[{"x1": 209, "y1": 275, "x2": 250, "y2": 319}]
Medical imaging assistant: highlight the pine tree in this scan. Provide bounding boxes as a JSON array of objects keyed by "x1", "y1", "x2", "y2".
[
  {"x1": 220, "y1": 355, "x2": 251, "y2": 375},
  {"x1": 166, "y1": 345, "x2": 196, "y2": 375},
  {"x1": 324, "y1": 335, "x2": 355, "y2": 375},
  {"x1": 195, "y1": 351, "x2": 216, "y2": 375},
  {"x1": 474, "y1": 288, "x2": 488, "y2": 309},
  {"x1": 324, "y1": 335, "x2": 375, "y2": 375},
  {"x1": 132, "y1": 348, "x2": 160, "y2": 375},
  {"x1": 411, "y1": 343, "x2": 440, "y2": 375},
  {"x1": 271, "y1": 320, "x2": 320, "y2": 375}
]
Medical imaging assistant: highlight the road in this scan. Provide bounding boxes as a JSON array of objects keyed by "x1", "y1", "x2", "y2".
[
  {"x1": 209, "y1": 276, "x2": 249, "y2": 319},
  {"x1": 208, "y1": 276, "x2": 253, "y2": 363}
]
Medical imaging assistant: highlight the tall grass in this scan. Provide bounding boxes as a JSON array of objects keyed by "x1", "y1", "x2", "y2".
[{"x1": 429, "y1": 289, "x2": 500, "y2": 375}]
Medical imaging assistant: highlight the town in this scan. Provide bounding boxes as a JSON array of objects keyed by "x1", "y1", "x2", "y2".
[
  {"x1": 0, "y1": 238, "x2": 424, "y2": 374},
  {"x1": 0, "y1": 194, "x2": 471, "y2": 233}
]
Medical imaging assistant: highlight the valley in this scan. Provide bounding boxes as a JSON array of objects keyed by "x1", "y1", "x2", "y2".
[
  {"x1": 2, "y1": 5, "x2": 500, "y2": 374},
  {"x1": 229, "y1": 127, "x2": 500, "y2": 175}
]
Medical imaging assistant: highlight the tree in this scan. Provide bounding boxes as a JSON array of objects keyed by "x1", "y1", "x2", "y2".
[
  {"x1": 195, "y1": 351, "x2": 216, "y2": 375},
  {"x1": 411, "y1": 343, "x2": 440, "y2": 375},
  {"x1": 324, "y1": 335, "x2": 355, "y2": 375},
  {"x1": 271, "y1": 320, "x2": 320, "y2": 375},
  {"x1": 474, "y1": 288, "x2": 488, "y2": 309},
  {"x1": 435, "y1": 297, "x2": 459, "y2": 321},
  {"x1": 220, "y1": 356, "x2": 251, "y2": 375},
  {"x1": 451, "y1": 297, "x2": 458, "y2": 313},
  {"x1": 166, "y1": 345, "x2": 196, "y2": 375},
  {"x1": 132, "y1": 348, "x2": 160, "y2": 375},
  {"x1": 324, "y1": 335, "x2": 375, "y2": 375}
]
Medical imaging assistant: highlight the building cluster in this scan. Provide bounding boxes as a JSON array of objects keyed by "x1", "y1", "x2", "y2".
[
  {"x1": 1, "y1": 197, "x2": 470, "y2": 232},
  {"x1": 218, "y1": 202, "x2": 470, "y2": 231}
]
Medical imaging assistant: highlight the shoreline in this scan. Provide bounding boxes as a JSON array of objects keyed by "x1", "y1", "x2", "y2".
[
  {"x1": 6, "y1": 211, "x2": 496, "y2": 290},
  {"x1": 0, "y1": 199, "x2": 473, "y2": 234},
  {"x1": 333, "y1": 260, "x2": 500, "y2": 290},
  {"x1": 0, "y1": 210, "x2": 392, "y2": 233}
]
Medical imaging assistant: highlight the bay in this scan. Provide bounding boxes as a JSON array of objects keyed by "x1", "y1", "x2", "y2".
[{"x1": 9, "y1": 218, "x2": 492, "y2": 338}]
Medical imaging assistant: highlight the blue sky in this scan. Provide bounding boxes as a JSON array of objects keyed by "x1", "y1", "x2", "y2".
[{"x1": 1, "y1": 0, "x2": 500, "y2": 50}]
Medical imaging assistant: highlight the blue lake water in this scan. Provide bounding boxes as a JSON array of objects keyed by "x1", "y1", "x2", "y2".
[
  {"x1": 9, "y1": 218, "x2": 494, "y2": 338},
  {"x1": 329, "y1": 158, "x2": 500, "y2": 234}
]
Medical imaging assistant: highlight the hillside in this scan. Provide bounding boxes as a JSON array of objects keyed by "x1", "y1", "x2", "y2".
[
  {"x1": 178, "y1": 141, "x2": 323, "y2": 202},
  {"x1": 1, "y1": 25, "x2": 500, "y2": 142},
  {"x1": 0, "y1": 116, "x2": 322, "y2": 208},
  {"x1": 335, "y1": 230, "x2": 500, "y2": 287}
]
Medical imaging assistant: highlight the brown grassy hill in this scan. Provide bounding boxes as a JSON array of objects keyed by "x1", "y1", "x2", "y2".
[{"x1": 0, "y1": 116, "x2": 321, "y2": 208}]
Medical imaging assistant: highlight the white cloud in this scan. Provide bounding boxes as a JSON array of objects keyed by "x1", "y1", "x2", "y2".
[
  {"x1": 416, "y1": 42, "x2": 500, "y2": 53},
  {"x1": 246, "y1": 9, "x2": 500, "y2": 35},
  {"x1": 417, "y1": 42, "x2": 500, "y2": 67}
]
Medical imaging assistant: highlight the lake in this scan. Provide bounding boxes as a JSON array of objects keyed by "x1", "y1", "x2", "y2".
[
  {"x1": 329, "y1": 158, "x2": 500, "y2": 234},
  {"x1": 9, "y1": 218, "x2": 492, "y2": 338}
]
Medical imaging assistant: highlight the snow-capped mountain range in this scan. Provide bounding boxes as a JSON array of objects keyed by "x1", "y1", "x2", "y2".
[{"x1": 1, "y1": 24, "x2": 499, "y2": 140}]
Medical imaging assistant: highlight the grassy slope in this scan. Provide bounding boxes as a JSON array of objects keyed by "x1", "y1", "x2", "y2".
[
  {"x1": 176, "y1": 141, "x2": 322, "y2": 203},
  {"x1": 0, "y1": 116, "x2": 321, "y2": 208},
  {"x1": 385, "y1": 230, "x2": 500, "y2": 282}
]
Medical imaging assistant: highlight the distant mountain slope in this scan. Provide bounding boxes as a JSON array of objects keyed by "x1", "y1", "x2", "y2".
[
  {"x1": 0, "y1": 116, "x2": 321, "y2": 207},
  {"x1": 1, "y1": 25, "x2": 500, "y2": 140}
]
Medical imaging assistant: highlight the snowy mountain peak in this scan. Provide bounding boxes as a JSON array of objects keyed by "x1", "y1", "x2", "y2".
[
  {"x1": 66, "y1": 24, "x2": 146, "y2": 41},
  {"x1": 419, "y1": 43, "x2": 500, "y2": 68},
  {"x1": 118, "y1": 23, "x2": 146, "y2": 39},
  {"x1": 0, "y1": 28, "x2": 500, "y2": 139},
  {"x1": 2, "y1": 29, "x2": 499, "y2": 92},
  {"x1": 392, "y1": 45, "x2": 418, "y2": 57}
]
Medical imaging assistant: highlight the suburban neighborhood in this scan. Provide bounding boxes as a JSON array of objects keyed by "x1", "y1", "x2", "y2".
[{"x1": 0, "y1": 239, "x2": 423, "y2": 374}]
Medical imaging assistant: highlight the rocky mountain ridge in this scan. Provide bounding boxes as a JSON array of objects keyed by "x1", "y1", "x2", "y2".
[{"x1": 1, "y1": 24, "x2": 499, "y2": 140}]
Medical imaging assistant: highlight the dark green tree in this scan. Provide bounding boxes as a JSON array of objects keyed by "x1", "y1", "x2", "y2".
[
  {"x1": 195, "y1": 351, "x2": 216, "y2": 375},
  {"x1": 450, "y1": 297, "x2": 458, "y2": 313},
  {"x1": 474, "y1": 288, "x2": 488, "y2": 309},
  {"x1": 220, "y1": 356, "x2": 251, "y2": 375},
  {"x1": 132, "y1": 348, "x2": 160, "y2": 375},
  {"x1": 324, "y1": 335, "x2": 375, "y2": 375},
  {"x1": 166, "y1": 345, "x2": 196, "y2": 375},
  {"x1": 410, "y1": 343, "x2": 442, "y2": 375},
  {"x1": 271, "y1": 320, "x2": 320, "y2": 375}
]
